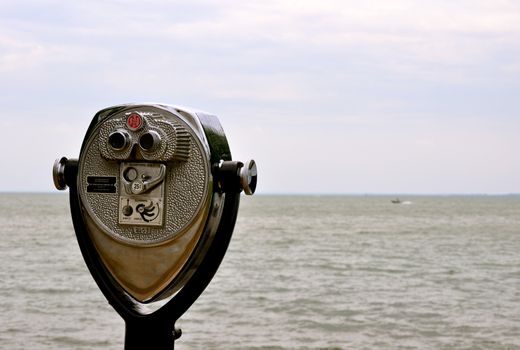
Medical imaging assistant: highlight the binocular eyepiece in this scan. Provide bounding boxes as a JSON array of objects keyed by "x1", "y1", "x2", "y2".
[{"x1": 53, "y1": 103, "x2": 257, "y2": 348}]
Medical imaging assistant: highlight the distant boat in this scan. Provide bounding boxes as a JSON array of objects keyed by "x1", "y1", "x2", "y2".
[{"x1": 391, "y1": 198, "x2": 402, "y2": 204}]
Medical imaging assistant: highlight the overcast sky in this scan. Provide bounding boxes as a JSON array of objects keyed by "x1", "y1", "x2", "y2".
[{"x1": 1, "y1": 0, "x2": 519, "y2": 194}]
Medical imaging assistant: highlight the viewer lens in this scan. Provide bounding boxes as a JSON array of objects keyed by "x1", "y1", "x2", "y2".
[
  {"x1": 108, "y1": 131, "x2": 129, "y2": 150},
  {"x1": 139, "y1": 131, "x2": 160, "y2": 151}
]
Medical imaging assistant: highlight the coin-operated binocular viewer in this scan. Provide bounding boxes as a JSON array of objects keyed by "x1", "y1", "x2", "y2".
[{"x1": 53, "y1": 104, "x2": 257, "y2": 349}]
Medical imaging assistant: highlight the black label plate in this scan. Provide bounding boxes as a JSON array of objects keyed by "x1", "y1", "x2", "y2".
[{"x1": 87, "y1": 176, "x2": 116, "y2": 193}]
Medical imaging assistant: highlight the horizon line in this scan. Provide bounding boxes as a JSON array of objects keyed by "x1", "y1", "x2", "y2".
[{"x1": 1, "y1": 191, "x2": 519, "y2": 196}]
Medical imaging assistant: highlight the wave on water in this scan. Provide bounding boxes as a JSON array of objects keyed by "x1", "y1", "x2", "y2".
[{"x1": 2, "y1": 194, "x2": 520, "y2": 349}]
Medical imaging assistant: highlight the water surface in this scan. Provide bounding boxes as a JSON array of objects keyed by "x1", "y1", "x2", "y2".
[{"x1": 1, "y1": 194, "x2": 519, "y2": 349}]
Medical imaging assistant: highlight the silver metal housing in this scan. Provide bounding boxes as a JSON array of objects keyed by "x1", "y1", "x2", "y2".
[{"x1": 76, "y1": 104, "x2": 220, "y2": 302}]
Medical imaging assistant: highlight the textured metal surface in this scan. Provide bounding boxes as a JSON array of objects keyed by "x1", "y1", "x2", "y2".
[
  {"x1": 78, "y1": 106, "x2": 210, "y2": 246},
  {"x1": 98, "y1": 110, "x2": 191, "y2": 162},
  {"x1": 67, "y1": 103, "x2": 241, "y2": 315}
]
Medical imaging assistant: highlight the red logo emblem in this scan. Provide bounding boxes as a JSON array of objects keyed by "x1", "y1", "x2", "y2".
[{"x1": 127, "y1": 113, "x2": 142, "y2": 130}]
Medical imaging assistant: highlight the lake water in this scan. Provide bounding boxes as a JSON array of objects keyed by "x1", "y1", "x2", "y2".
[{"x1": 1, "y1": 194, "x2": 520, "y2": 349}]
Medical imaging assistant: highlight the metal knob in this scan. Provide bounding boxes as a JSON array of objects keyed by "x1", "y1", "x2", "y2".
[
  {"x1": 53, "y1": 157, "x2": 78, "y2": 190},
  {"x1": 240, "y1": 160, "x2": 257, "y2": 195},
  {"x1": 215, "y1": 160, "x2": 257, "y2": 195},
  {"x1": 53, "y1": 157, "x2": 68, "y2": 190}
]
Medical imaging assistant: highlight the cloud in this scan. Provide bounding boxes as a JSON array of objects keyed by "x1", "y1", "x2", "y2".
[
  {"x1": 4, "y1": 1, "x2": 520, "y2": 69},
  {"x1": 1, "y1": 0, "x2": 519, "y2": 192}
]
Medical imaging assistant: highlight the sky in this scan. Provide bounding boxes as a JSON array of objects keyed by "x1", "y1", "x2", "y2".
[{"x1": 1, "y1": 0, "x2": 519, "y2": 194}]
